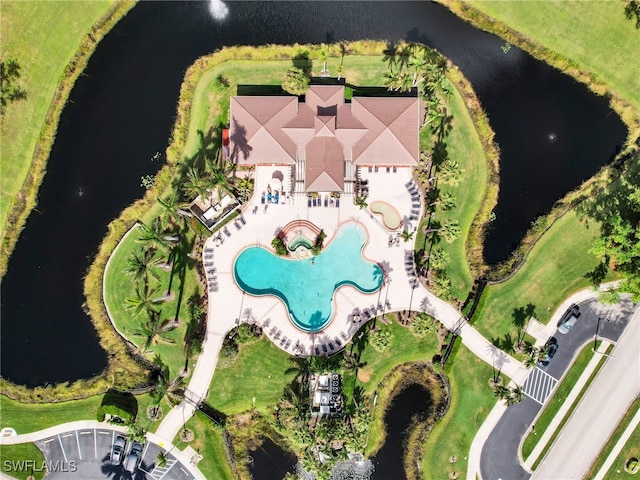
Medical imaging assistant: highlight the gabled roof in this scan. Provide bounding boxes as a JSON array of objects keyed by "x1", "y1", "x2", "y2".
[{"x1": 305, "y1": 137, "x2": 344, "y2": 192}]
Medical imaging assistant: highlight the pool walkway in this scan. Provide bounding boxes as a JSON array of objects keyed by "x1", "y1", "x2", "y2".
[{"x1": 155, "y1": 165, "x2": 529, "y2": 444}]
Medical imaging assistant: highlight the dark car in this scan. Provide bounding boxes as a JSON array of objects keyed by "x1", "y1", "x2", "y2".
[
  {"x1": 111, "y1": 435, "x2": 127, "y2": 465},
  {"x1": 538, "y1": 337, "x2": 559, "y2": 366},
  {"x1": 123, "y1": 441, "x2": 143, "y2": 473},
  {"x1": 558, "y1": 304, "x2": 581, "y2": 334}
]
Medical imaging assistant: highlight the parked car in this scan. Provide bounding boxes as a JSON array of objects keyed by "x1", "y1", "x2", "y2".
[
  {"x1": 538, "y1": 337, "x2": 559, "y2": 366},
  {"x1": 558, "y1": 304, "x2": 581, "y2": 334},
  {"x1": 123, "y1": 441, "x2": 143, "y2": 473},
  {"x1": 111, "y1": 435, "x2": 127, "y2": 465}
]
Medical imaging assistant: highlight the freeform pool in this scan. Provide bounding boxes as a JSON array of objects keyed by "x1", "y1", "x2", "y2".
[{"x1": 233, "y1": 224, "x2": 382, "y2": 332}]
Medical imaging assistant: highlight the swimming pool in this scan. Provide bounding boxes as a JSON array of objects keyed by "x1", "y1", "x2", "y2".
[{"x1": 233, "y1": 224, "x2": 383, "y2": 332}]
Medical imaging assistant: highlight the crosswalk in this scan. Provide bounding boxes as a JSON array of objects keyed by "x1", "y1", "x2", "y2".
[
  {"x1": 146, "y1": 458, "x2": 177, "y2": 480},
  {"x1": 523, "y1": 367, "x2": 559, "y2": 405}
]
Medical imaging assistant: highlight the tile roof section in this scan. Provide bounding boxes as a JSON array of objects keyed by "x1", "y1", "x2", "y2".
[{"x1": 228, "y1": 84, "x2": 419, "y2": 182}]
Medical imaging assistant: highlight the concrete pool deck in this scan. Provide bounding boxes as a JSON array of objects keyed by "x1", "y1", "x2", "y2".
[{"x1": 156, "y1": 165, "x2": 528, "y2": 443}]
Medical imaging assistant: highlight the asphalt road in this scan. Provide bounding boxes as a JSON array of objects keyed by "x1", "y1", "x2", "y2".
[
  {"x1": 479, "y1": 297, "x2": 636, "y2": 480},
  {"x1": 34, "y1": 428, "x2": 194, "y2": 480},
  {"x1": 533, "y1": 307, "x2": 640, "y2": 479}
]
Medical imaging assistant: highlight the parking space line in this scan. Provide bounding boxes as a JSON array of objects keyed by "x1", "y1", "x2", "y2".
[
  {"x1": 156, "y1": 459, "x2": 177, "y2": 480},
  {"x1": 98, "y1": 430, "x2": 110, "y2": 435},
  {"x1": 94, "y1": 429, "x2": 97, "y2": 458},
  {"x1": 57, "y1": 435, "x2": 68, "y2": 463},
  {"x1": 141, "y1": 442, "x2": 150, "y2": 460},
  {"x1": 61, "y1": 433, "x2": 73, "y2": 438},
  {"x1": 76, "y1": 431, "x2": 82, "y2": 460},
  {"x1": 43, "y1": 438, "x2": 55, "y2": 444}
]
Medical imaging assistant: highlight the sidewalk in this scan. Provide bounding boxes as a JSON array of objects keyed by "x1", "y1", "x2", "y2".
[
  {"x1": 524, "y1": 340, "x2": 611, "y2": 469},
  {"x1": 593, "y1": 406, "x2": 640, "y2": 480}
]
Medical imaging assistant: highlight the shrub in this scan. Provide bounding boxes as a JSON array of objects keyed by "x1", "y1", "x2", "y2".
[
  {"x1": 369, "y1": 326, "x2": 393, "y2": 353},
  {"x1": 96, "y1": 405, "x2": 132, "y2": 424},
  {"x1": 409, "y1": 313, "x2": 435, "y2": 338},
  {"x1": 282, "y1": 66, "x2": 309, "y2": 95},
  {"x1": 272, "y1": 236, "x2": 288, "y2": 256}
]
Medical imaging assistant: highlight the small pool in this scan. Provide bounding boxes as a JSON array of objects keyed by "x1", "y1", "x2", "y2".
[{"x1": 233, "y1": 224, "x2": 382, "y2": 332}]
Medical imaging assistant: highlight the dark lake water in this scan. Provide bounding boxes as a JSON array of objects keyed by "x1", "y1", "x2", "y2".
[
  {"x1": 250, "y1": 437, "x2": 297, "y2": 480},
  {"x1": 371, "y1": 383, "x2": 432, "y2": 479},
  {"x1": 1, "y1": 1, "x2": 625, "y2": 388}
]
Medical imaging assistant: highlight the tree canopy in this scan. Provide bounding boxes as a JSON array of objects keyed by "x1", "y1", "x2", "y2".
[{"x1": 1, "y1": 58, "x2": 27, "y2": 114}]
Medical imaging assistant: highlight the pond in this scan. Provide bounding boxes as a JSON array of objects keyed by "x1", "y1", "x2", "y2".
[{"x1": 0, "y1": 1, "x2": 626, "y2": 387}]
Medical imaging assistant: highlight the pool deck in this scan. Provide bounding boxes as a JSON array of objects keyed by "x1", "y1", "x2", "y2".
[{"x1": 156, "y1": 165, "x2": 528, "y2": 443}]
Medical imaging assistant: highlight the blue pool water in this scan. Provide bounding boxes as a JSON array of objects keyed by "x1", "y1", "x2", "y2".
[{"x1": 233, "y1": 224, "x2": 383, "y2": 332}]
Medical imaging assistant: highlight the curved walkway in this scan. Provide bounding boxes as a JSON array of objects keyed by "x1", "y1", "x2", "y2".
[{"x1": 156, "y1": 166, "x2": 526, "y2": 443}]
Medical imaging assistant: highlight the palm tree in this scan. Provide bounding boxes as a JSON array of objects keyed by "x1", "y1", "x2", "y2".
[
  {"x1": 493, "y1": 384, "x2": 510, "y2": 401},
  {"x1": 158, "y1": 194, "x2": 189, "y2": 230},
  {"x1": 510, "y1": 385, "x2": 525, "y2": 404},
  {"x1": 424, "y1": 219, "x2": 461, "y2": 244},
  {"x1": 355, "y1": 195, "x2": 368, "y2": 210},
  {"x1": 400, "y1": 229, "x2": 414, "y2": 242},
  {"x1": 183, "y1": 167, "x2": 210, "y2": 201},
  {"x1": 234, "y1": 176, "x2": 254, "y2": 203},
  {"x1": 125, "y1": 284, "x2": 161, "y2": 319},
  {"x1": 428, "y1": 247, "x2": 450, "y2": 271},
  {"x1": 207, "y1": 151, "x2": 235, "y2": 197},
  {"x1": 438, "y1": 159, "x2": 464, "y2": 187},
  {"x1": 134, "y1": 310, "x2": 164, "y2": 351},
  {"x1": 408, "y1": 52, "x2": 428, "y2": 87},
  {"x1": 137, "y1": 218, "x2": 172, "y2": 254},
  {"x1": 125, "y1": 247, "x2": 161, "y2": 289}
]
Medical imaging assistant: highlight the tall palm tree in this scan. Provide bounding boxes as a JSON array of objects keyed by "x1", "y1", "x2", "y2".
[
  {"x1": 125, "y1": 247, "x2": 161, "y2": 289},
  {"x1": 355, "y1": 195, "x2": 368, "y2": 210},
  {"x1": 183, "y1": 167, "x2": 210, "y2": 201},
  {"x1": 438, "y1": 159, "x2": 464, "y2": 187},
  {"x1": 493, "y1": 384, "x2": 510, "y2": 401},
  {"x1": 428, "y1": 247, "x2": 450, "y2": 271},
  {"x1": 400, "y1": 229, "x2": 414, "y2": 242},
  {"x1": 158, "y1": 194, "x2": 188, "y2": 231},
  {"x1": 424, "y1": 219, "x2": 461, "y2": 244},
  {"x1": 137, "y1": 218, "x2": 172, "y2": 254},
  {"x1": 510, "y1": 385, "x2": 525, "y2": 404},
  {"x1": 125, "y1": 284, "x2": 161, "y2": 319}
]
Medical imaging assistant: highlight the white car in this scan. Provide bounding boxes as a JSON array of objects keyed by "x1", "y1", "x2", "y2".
[{"x1": 558, "y1": 305, "x2": 580, "y2": 334}]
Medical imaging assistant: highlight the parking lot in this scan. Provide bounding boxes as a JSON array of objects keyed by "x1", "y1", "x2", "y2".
[{"x1": 35, "y1": 428, "x2": 195, "y2": 480}]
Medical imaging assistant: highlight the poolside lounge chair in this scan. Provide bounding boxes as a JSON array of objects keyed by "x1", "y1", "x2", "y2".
[
  {"x1": 328, "y1": 342, "x2": 334, "y2": 351},
  {"x1": 308, "y1": 198, "x2": 312, "y2": 207},
  {"x1": 324, "y1": 197, "x2": 328, "y2": 207},
  {"x1": 261, "y1": 192, "x2": 266, "y2": 204},
  {"x1": 340, "y1": 331, "x2": 347, "y2": 340},
  {"x1": 335, "y1": 338, "x2": 342, "y2": 347},
  {"x1": 322, "y1": 344, "x2": 328, "y2": 353},
  {"x1": 312, "y1": 198, "x2": 317, "y2": 207},
  {"x1": 336, "y1": 199, "x2": 340, "y2": 207},
  {"x1": 315, "y1": 346, "x2": 320, "y2": 355},
  {"x1": 224, "y1": 228, "x2": 231, "y2": 237}
]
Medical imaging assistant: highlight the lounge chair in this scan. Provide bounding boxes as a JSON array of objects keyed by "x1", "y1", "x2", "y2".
[
  {"x1": 322, "y1": 344, "x2": 328, "y2": 353},
  {"x1": 328, "y1": 342, "x2": 335, "y2": 351},
  {"x1": 261, "y1": 192, "x2": 266, "y2": 204},
  {"x1": 312, "y1": 198, "x2": 317, "y2": 207},
  {"x1": 335, "y1": 338, "x2": 342, "y2": 347},
  {"x1": 324, "y1": 197, "x2": 328, "y2": 207},
  {"x1": 336, "y1": 199, "x2": 340, "y2": 207},
  {"x1": 340, "y1": 331, "x2": 347, "y2": 340},
  {"x1": 315, "y1": 346, "x2": 320, "y2": 355}
]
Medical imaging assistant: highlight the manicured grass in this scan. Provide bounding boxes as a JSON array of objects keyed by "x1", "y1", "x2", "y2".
[
  {"x1": 422, "y1": 344, "x2": 497, "y2": 479},
  {"x1": 464, "y1": 0, "x2": 640, "y2": 111},
  {"x1": 473, "y1": 211, "x2": 615, "y2": 342},
  {"x1": 601, "y1": 420, "x2": 640, "y2": 480},
  {"x1": 0, "y1": 1, "x2": 114, "y2": 235},
  {"x1": 0, "y1": 394, "x2": 101, "y2": 434},
  {"x1": 522, "y1": 342, "x2": 606, "y2": 463},
  {"x1": 207, "y1": 338, "x2": 297, "y2": 415},
  {"x1": 172, "y1": 411, "x2": 234, "y2": 480},
  {"x1": 103, "y1": 225, "x2": 201, "y2": 378},
  {"x1": 0, "y1": 393, "x2": 161, "y2": 435},
  {"x1": 0, "y1": 443, "x2": 46, "y2": 480},
  {"x1": 586, "y1": 399, "x2": 640, "y2": 480},
  {"x1": 356, "y1": 315, "x2": 439, "y2": 396},
  {"x1": 415, "y1": 78, "x2": 488, "y2": 301}
]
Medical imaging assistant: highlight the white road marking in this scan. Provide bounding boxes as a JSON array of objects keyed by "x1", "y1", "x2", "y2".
[
  {"x1": 76, "y1": 430, "x2": 82, "y2": 460},
  {"x1": 57, "y1": 435, "x2": 68, "y2": 463},
  {"x1": 94, "y1": 429, "x2": 97, "y2": 458},
  {"x1": 43, "y1": 438, "x2": 55, "y2": 444}
]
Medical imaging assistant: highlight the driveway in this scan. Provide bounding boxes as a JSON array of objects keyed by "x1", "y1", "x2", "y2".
[
  {"x1": 34, "y1": 428, "x2": 195, "y2": 480},
  {"x1": 479, "y1": 297, "x2": 636, "y2": 480}
]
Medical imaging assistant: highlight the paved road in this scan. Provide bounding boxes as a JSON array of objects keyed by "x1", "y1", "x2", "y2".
[
  {"x1": 479, "y1": 297, "x2": 636, "y2": 480},
  {"x1": 533, "y1": 306, "x2": 640, "y2": 479}
]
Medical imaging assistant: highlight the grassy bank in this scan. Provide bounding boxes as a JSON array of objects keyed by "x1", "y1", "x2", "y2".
[
  {"x1": 173, "y1": 411, "x2": 234, "y2": 480},
  {"x1": 473, "y1": 211, "x2": 615, "y2": 342},
  {"x1": 422, "y1": 344, "x2": 496, "y2": 479},
  {"x1": 103, "y1": 225, "x2": 201, "y2": 378},
  {"x1": 0, "y1": 443, "x2": 46, "y2": 480},
  {"x1": 0, "y1": 0, "x2": 135, "y2": 277},
  {"x1": 442, "y1": 0, "x2": 640, "y2": 147}
]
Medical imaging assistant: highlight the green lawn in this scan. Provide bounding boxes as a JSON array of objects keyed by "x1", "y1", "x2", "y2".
[
  {"x1": 587, "y1": 399, "x2": 640, "y2": 480},
  {"x1": 601, "y1": 420, "x2": 640, "y2": 480},
  {"x1": 473, "y1": 211, "x2": 614, "y2": 342},
  {"x1": 0, "y1": 1, "x2": 114, "y2": 235},
  {"x1": 0, "y1": 393, "x2": 161, "y2": 435},
  {"x1": 356, "y1": 315, "x2": 439, "y2": 396},
  {"x1": 415, "y1": 76, "x2": 488, "y2": 301},
  {"x1": 0, "y1": 443, "x2": 46, "y2": 480},
  {"x1": 464, "y1": 0, "x2": 640, "y2": 111},
  {"x1": 207, "y1": 337, "x2": 296, "y2": 415},
  {"x1": 103, "y1": 225, "x2": 201, "y2": 378},
  {"x1": 422, "y1": 344, "x2": 497, "y2": 479},
  {"x1": 172, "y1": 411, "x2": 234, "y2": 480},
  {"x1": 522, "y1": 342, "x2": 606, "y2": 463}
]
